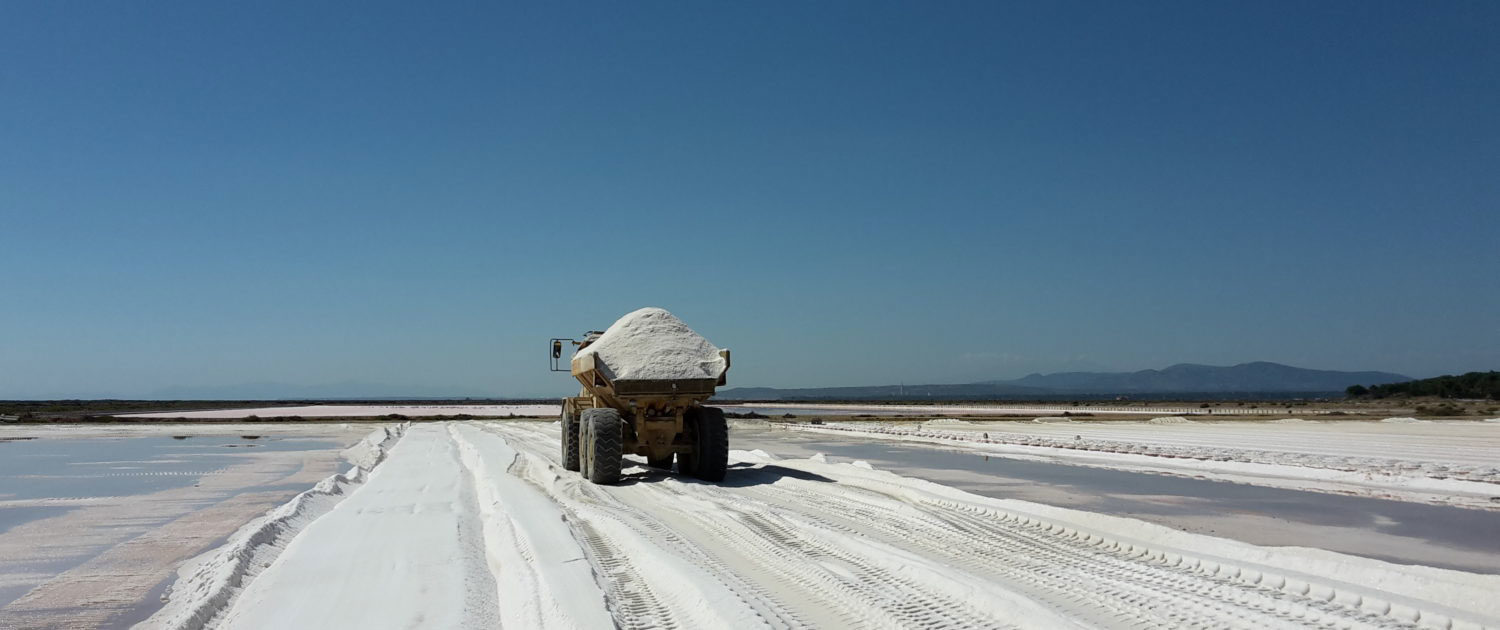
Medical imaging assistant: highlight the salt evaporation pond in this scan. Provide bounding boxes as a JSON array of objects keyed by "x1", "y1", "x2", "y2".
[
  {"x1": 0, "y1": 428, "x2": 365, "y2": 627},
  {"x1": 0, "y1": 435, "x2": 335, "y2": 503},
  {"x1": 730, "y1": 425, "x2": 1500, "y2": 574}
]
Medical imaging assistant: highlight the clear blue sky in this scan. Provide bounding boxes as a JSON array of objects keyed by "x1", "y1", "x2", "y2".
[{"x1": 2, "y1": 2, "x2": 1496, "y2": 398}]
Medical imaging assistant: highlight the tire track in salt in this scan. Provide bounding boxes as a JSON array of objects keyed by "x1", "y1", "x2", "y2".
[
  {"x1": 444, "y1": 426, "x2": 505, "y2": 629},
  {"x1": 737, "y1": 477, "x2": 1439, "y2": 629},
  {"x1": 673, "y1": 496, "x2": 1028, "y2": 629},
  {"x1": 474, "y1": 421, "x2": 1492, "y2": 629},
  {"x1": 482, "y1": 422, "x2": 931, "y2": 627},
  {"x1": 492, "y1": 448, "x2": 683, "y2": 629},
  {"x1": 475, "y1": 422, "x2": 796, "y2": 629},
  {"x1": 484, "y1": 422, "x2": 1027, "y2": 629}
]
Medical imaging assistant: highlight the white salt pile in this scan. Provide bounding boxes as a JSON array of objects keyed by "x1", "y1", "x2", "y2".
[
  {"x1": 1148, "y1": 416, "x2": 1193, "y2": 425},
  {"x1": 1381, "y1": 417, "x2": 1427, "y2": 424},
  {"x1": 576, "y1": 307, "x2": 727, "y2": 381},
  {"x1": 1272, "y1": 418, "x2": 1308, "y2": 424},
  {"x1": 1033, "y1": 417, "x2": 1072, "y2": 423},
  {"x1": 924, "y1": 418, "x2": 972, "y2": 427}
]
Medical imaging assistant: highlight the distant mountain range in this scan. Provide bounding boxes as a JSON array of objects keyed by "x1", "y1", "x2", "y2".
[
  {"x1": 718, "y1": 362, "x2": 1411, "y2": 401},
  {"x1": 997, "y1": 362, "x2": 1410, "y2": 393}
]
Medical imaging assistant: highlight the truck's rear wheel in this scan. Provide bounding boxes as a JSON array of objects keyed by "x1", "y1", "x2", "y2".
[
  {"x1": 561, "y1": 401, "x2": 580, "y2": 472},
  {"x1": 679, "y1": 406, "x2": 728, "y2": 482},
  {"x1": 581, "y1": 408, "x2": 623, "y2": 484}
]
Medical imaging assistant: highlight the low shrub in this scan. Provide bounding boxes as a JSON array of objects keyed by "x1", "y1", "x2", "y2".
[{"x1": 1414, "y1": 404, "x2": 1465, "y2": 416}]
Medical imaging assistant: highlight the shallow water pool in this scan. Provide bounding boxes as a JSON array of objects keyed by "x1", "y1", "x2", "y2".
[{"x1": 731, "y1": 426, "x2": 1500, "y2": 574}]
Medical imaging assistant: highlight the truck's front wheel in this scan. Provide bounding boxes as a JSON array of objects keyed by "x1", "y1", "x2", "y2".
[
  {"x1": 581, "y1": 408, "x2": 623, "y2": 484},
  {"x1": 680, "y1": 406, "x2": 728, "y2": 482}
]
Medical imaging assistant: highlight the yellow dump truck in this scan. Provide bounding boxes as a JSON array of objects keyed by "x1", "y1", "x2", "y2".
[{"x1": 549, "y1": 308, "x2": 731, "y2": 484}]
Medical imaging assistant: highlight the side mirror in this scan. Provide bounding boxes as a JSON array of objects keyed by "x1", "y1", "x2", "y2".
[{"x1": 548, "y1": 337, "x2": 577, "y2": 372}]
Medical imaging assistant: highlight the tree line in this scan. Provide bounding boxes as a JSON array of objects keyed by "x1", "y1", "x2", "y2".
[{"x1": 1346, "y1": 371, "x2": 1500, "y2": 400}]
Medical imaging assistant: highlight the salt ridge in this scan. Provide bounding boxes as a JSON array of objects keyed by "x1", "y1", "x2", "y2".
[{"x1": 139, "y1": 424, "x2": 408, "y2": 630}]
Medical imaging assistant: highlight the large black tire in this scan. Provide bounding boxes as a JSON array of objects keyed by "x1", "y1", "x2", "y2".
[
  {"x1": 561, "y1": 401, "x2": 580, "y2": 472},
  {"x1": 581, "y1": 408, "x2": 623, "y2": 484},
  {"x1": 680, "y1": 406, "x2": 728, "y2": 482}
]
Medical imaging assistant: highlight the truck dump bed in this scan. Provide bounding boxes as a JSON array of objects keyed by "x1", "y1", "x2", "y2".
[{"x1": 571, "y1": 308, "x2": 729, "y2": 400}]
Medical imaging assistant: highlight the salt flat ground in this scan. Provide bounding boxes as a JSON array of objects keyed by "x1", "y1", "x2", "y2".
[
  {"x1": 114, "y1": 402, "x2": 1406, "y2": 419},
  {"x1": 147, "y1": 421, "x2": 1500, "y2": 630}
]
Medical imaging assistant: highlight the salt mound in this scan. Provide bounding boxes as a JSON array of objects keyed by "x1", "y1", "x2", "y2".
[
  {"x1": 924, "y1": 418, "x2": 972, "y2": 426},
  {"x1": 1381, "y1": 417, "x2": 1427, "y2": 424},
  {"x1": 1148, "y1": 416, "x2": 1193, "y2": 425},
  {"x1": 746, "y1": 449, "x2": 777, "y2": 460},
  {"x1": 1033, "y1": 417, "x2": 1072, "y2": 423},
  {"x1": 576, "y1": 307, "x2": 726, "y2": 381},
  {"x1": 1272, "y1": 418, "x2": 1307, "y2": 424},
  {"x1": 341, "y1": 424, "x2": 406, "y2": 469}
]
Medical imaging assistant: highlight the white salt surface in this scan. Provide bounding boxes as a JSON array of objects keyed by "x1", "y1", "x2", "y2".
[
  {"x1": 1147, "y1": 416, "x2": 1193, "y2": 424},
  {"x1": 160, "y1": 420, "x2": 1500, "y2": 629},
  {"x1": 922, "y1": 418, "x2": 972, "y2": 426},
  {"x1": 574, "y1": 307, "x2": 726, "y2": 381},
  {"x1": 116, "y1": 404, "x2": 560, "y2": 419},
  {"x1": 198, "y1": 424, "x2": 610, "y2": 630}
]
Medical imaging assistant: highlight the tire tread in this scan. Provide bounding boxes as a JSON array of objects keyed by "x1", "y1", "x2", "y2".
[
  {"x1": 561, "y1": 401, "x2": 581, "y2": 472},
  {"x1": 582, "y1": 408, "x2": 623, "y2": 484}
]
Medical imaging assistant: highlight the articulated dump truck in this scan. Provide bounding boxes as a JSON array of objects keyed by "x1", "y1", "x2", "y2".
[{"x1": 549, "y1": 307, "x2": 731, "y2": 485}]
